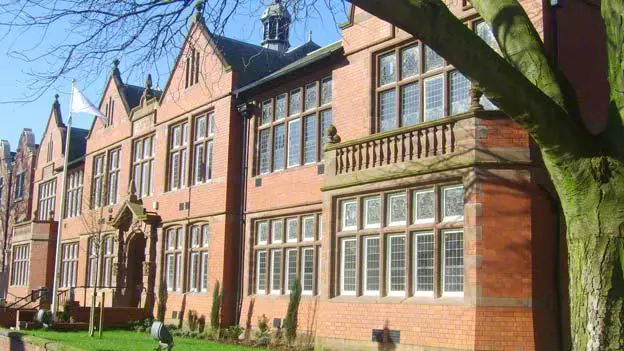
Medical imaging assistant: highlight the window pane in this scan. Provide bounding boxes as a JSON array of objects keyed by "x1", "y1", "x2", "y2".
[
  {"x1": 285, "y1": 249, "x2": 297, "y2": 292},
  {"x1": 271, "y1": 250, "x2": 282, "y2": 293},
  {"x1": 481, "y1": 94, "x2": 498, "y2": 111},
  {"x1": 379, "y1": 52, "x2": 396, "y2": 86},
  {"x1": 401, "y1": 45, "x2": 419, "y2": 79},
  {"x1": 302, "y1": 216, "x2": 315, "y2": 241},
  {"x1": 424, "y1": 46, "x2": 444, "y2": 72},
  {"x1": 387, "y1": 193, "x2": 407, "y2": 225},
  {"x1": 321, "y1": 78, "x2": 332, "y2": 105},
  {"x1": 202, "y1": 225, "x2": 210, "y2": 247},
  {"x1": 341, "y1": 239, "x2": 357, "y2": 295},
  {"x1": 261, "y1": 100, "x2": 272, "y2": 126},
  {"x1": 287, "y1": 119, "x2": 301, "y2": 167},
  {"x1": 206, "y1": 141, "x2": 213, "y2": 180},
  {"x1": 443, "y1": 231, "x2": 464, "y2": 294},
  {"x1": 443, "y1": 185, "x2": 464, "y2": 220},
  {"x1": 256, "y1": 251, "x2": 267, "y2": 293},
  {"x1": 303, "y1": 115, "x2": 317, "y2": 164},
  {"x1": 201, "y1": 252, "x2": 209, "y2": 291},
  {"x1": 286, "y1": 218, "x2": 298, "y2": 242},
  {"x1": 275, "y1": 94, "x2": 287, "y2": 121},
  {"x1": 271, "y1": 220, "x2": 283, "y2": 243},
  {"x1": 414, "y1": 233, "x2": 434, "y2": 293},
  {"x1": 450, "y1": 71, "x2": 470, "y2": 115},
  {"x1": 289, "y1": 89, "x2": 302, "y2": 116},
  {"x1": 302, "y1": 248, "x2": 314, "y2": 294},
  {"x1": 341, "y1": 200, "x2": 357, "y2": 231},
  {"x1": 258, "y1": 129, "x2": 270, "y2": 174},
  {"x1": 414, "y1": 189, "x2": 435, "y2": 223},
  {"x1": 388, "y1": 235, "x2": 406, "y2": 294},
  {"x1": 257, "y1": 221, "x2": 268, "y2": 244},
  {"x1": 379, "y1": 89, "x2": 397, "y2": 132},
  {"x1": 364, "y1": 237, "x2": 380, "y2": 294},
  {"x1": 304, "y1": 83, "x2": 317, "y2": 111},
  {"x1": 273, "y1": 124, "x2": 285, "y2": 171},
  {"x1": 476, "y1": 21, "x2": 499, "y2": 51},
  {"x1": 424, "y1": 74, "x2": 444, "y2": 121},
  {"x1": 196, "y1": 116, "x2": 207, "y2": 139},
  {"x1": 363, "y1": 196, "x2": 381, "y2": 228},
  {"x1": 208, "y1": 113, "x2": 215, "y2": 136},
  {"x1": 194, "y1": 144, "x2": 204, "y2": 183},
  {"x1": 401, "y1": 83, "x2": 420, "y2": 126}
]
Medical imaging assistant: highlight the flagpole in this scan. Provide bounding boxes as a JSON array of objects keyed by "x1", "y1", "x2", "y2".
[{"x1": 51, "y1": 79, "x2": 75, "y2": 317}]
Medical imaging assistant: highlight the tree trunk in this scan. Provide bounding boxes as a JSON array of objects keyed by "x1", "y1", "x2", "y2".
[{"x1": 551, "y1": 156, "x2": 624, "y2": 350}]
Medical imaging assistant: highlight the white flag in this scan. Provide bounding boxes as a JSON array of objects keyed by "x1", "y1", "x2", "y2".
[{"x1": 71, "y1": 85, "x2": 107, "y2": 124}]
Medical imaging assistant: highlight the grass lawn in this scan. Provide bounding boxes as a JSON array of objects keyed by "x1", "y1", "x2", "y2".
[{"x1": 20, "y1": 329, "x2": 258, "y2": 351}]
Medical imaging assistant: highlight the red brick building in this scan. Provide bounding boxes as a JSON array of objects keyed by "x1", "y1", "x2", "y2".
[{"x1": 2, "y1": 0, "x2": 608, "y2": 349}]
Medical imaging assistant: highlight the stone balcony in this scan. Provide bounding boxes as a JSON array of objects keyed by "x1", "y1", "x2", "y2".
[
  {"x1": 12, "y1": 220, "x2": 57, "y2": 244},
  {"x1": 323, "y1": 110, "x2": 532, "y2": 191}
]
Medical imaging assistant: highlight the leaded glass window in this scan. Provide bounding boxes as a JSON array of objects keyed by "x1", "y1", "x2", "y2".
[
  {"x1": 303, "y1": 115, "x2": 317, "y2": 164},
  {"x1": 320, "y1": 78, "x2": 332, "y2": 105},
  {"x1": 256, "y1": 251, "x2": 267, "y2": 294},
  {"x1": 261, "y1": 100, "x2": 272, "y2": 126},
  {"x1": 424, "y1": 46, "x2": 444, "y2": 72},
  {"x1": 424, "y1": 74, "x2": 444, "y2": 121},
  {"x1": 257, "y1": 221, "x2": 268, "y2": 244},
  {"x1": 287, "y1": 119, "x2": 301, "y2": 167},
  {"x1": 273, "y1": 124, "x2": 285, "y2": 171},
  {"x1": 414, "y1": 189, "x2": 435, "y2": 223},
  {"x1": 289, "y1": 89, "x2": 302, "y2": 116},
  {"x1": 443, "y1": 230, "x2": 464, "y2": 295},
  {"x1": 302, "y1": 216, "x2": 315, "y2": 241},
  {"x1": 364, "y1": 236, "x2": 380, "y2": 295},
  {"x1": 271, "y1": 250, "x2": 282, "y2": 294},
  {"x1": 387, "y1": 235, "x2": 406, "y2": 295},
  {"x1": 387, "y1": 193, "x2": 407, "y2": 226},
  {"x1": 450, "y1": 71, "x2": 470, "y2": 115},
  {"x1": 341, "y1": 200, "x2": 357, "y2": 231},
  {"x1": 401, "y1": 83, "x2": 419, "y2": 126},
  {"x1": 302, "y1": 248, "x2": 314, "y2": 295},
  {"x1": 286, "y1": 217, "x2": 298, "y2": 242},
  {"x1": 379, "y1": 89, "x2": 397, "y2": 132},
  {"x1": 272, "y1": 220, "x2": 283, "y2": 243},
  {"x1": 414, "y1": 232, "x2": 434, "y2": 294},
  {"x1": 401, "y1": 45, "x2": 419, "y2": 79},
  {"x1": 285, "y1": 249, "x2": 297, "y2": 293},
  {"x1": 275, "y1": 94, "x2": 287, "y2": 121},
  {"x1": 442, "y1": 185, "x2": 464, "y2": 221},
  {"x1": 304, "y1": 83, "x2": 317, "y2": 111},
  {"x1": 379, "y1": 52, "x2": 396, "y2": 86},
  {"x1": 258, "y1": 129, "x2": 270, "y2": 174},
  {"x1": 363, "y1": 196, "x2": 381, "y2": 228},
  {"x1": 340, "y1": 238, "x2": 357, "y2": 295}
]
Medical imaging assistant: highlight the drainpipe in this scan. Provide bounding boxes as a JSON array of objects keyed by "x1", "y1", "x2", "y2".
[
  {"x1": 2, "y1": 166, "x2": 13, "y2": 280},
  {"x1": 235, "y1": 100, "x2": 252, "y2": 323}
]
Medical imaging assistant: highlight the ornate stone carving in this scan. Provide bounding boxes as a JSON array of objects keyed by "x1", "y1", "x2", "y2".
[
  {"x1": 112, "y1": 262, "x2": 120, "y2": 276},
  {"x1": 326, "y1": 124, "x2": 341, "y2": 144},
  {"x1": 143, "y1": 261, "x2": 153, "y2": 276},
  {"x1": 470, "y1": 81, "x2": 484, "y2": 111}
]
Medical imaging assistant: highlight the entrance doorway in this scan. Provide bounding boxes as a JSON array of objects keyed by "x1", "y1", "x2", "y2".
[{"x1": 125, "y1": 233, "x2": 146, "y2": 307}]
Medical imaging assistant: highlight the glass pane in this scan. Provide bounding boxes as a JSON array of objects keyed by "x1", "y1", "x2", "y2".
[
  {"x1": 476, "y1": 21, "x2": 499, "y2": 51},
  {"x1": 287, "y1": 119, "x2": 301, "y2": 167},
  {"x1": 481, "y1": 94, "x2": 498, "y2": 110},
  {"x1": 415, "y1": 233, "x2": 434, "y2": 293},
  {"x1": 286, "y1": 218, "x2": 298, "y2": 242},
  {"x1": 275, "y1": 94, "x2": 287, "y2": 121},
  {"x1": 258, "y1": 129, "x2": 270, "y2": 174},
  {"x1": 302, "y1": 248, "x2": 314, "y2": 293},
  {"x1": 414, "y1": 189, "x2": 434, "y2": 223},
  {"x1": 196, "y1": 116, "x2": 207, "y2": 139},
  {"x1": 363, "y1": 196, "x2": 381, "y2": 228},
  {"x1": 341, "y1": 200, "x2": 357, "y2": 230},
  {"x1": 341, "y1": 239, "x2": 357, "y2": 293},
  {"x1": 289, "y1": 89, "x2": 302, "y2": 116},
  {"x1": 202, "y1": 225, "x2": 210, "y2": 247},
  {"x1": 379, "y1": 52, "x2": 397, "y2": 86},
  {"x1": 424, "y1": 74, "x2": 444, "y2": 121},
  {"x1": 443, "y1": 186, "x2": 464, "y2": 219},
  {"x1": 450, "y1": 71, "x2": 470, "y2": 115},
  {"x1": 321, "y1": 78, "x2": 332, "y2": 105},
  {"x1": 273, "y1": 124, "x2": 285, "y2": 171},
  {"x1": 319, "y1": 109, "x2": 332, "y2": 153},
  {"x1": 256, "y1": 251, "x2": 267, "y2": 292},
  {"x1": 424, "y1": 46, "x2": 444, "y2": 72},
  {"x1": 401, "y1": 83, "x2": 420, "y2": 126},
  {"x1": 304, "y1": 83, "x2": 317, "y2": 111},
  {"x1": 261, "y1": 100, "x2": 272, "y2": 126},
  {"x1": 303, "y1": 115, "x2": 317, "y2": 164},
  {"x1": 379, "y1": 89, "x2": 397, "y2": 132},
  {"x1": 443, "y1": 231, "x2": 464, "y2": 293},
  {"x1": 388, "y1": 235, "x2": 406, "y2": 293},
  {"x1": 387, "y1": 193, "x2": 407, "y2": 225},
  {"x1": 271, "y1": 250, "x2": 282, "y2": 293},
  {"x1": 365, "y1": 237, "x2": 380, "y2": 293},
  {"x1": 286, "y1": 249, "x2": 297, "y2": 292},
  {"x1": 401, "y1": 45, "x2": 419, "y2": 79},
  {"x1": 257, "y1": 222, "x2": 268, "y2": 244},
  {"x1": 271, "y1": 220, "x2": 283, "y2": 243},
  {"x1": 208, "y1": 113, "x2": 215, "y2": 136},
  {"x1": 302, "y1": 216, "x2": 314, "y2": 241}
]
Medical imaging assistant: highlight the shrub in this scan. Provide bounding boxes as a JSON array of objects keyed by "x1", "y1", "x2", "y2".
[
  {"x1": 197, "y1": 315, "x2": 206, "y2": 333},
  {"x1": 283, "y1": 278, "x2": 301, "y2": 343},
  {"x1": 210, "y1": 281, "x2": 221, "y2": 330},
  {"x1": 255, "y1": 314, "x2": 270, "y2": 339},
  {"x1": 187, "y1": 310, "x2": 198, "y2": 331},
  {"x1": 60, "y1": 301, "x2": 72, "y2": 322},
  {"x1": 223, "y1": 325, "x2": 244, "y2": 340}
]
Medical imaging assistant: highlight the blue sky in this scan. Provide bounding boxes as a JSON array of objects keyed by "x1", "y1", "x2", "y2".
[{"x1": 0, "y1": 2, "x2": 347, "y2": 150}]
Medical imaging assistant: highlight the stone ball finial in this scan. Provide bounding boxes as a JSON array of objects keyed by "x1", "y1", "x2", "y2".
[
  {"x1": 470, "y1": 81, "x2": 484, "y2": 112},
  {"x1": 327, "y1": 124, "x2": 341, "y2": 144},
  {"x1": 54, "y1": 94, "x2": 59, "y2": 101},
  {"x1": 112, "y1": 59, "x2": 120, "y2": 68},
  {"x1": 194, "y1": 0, "x2": 204, "y2": 21}
]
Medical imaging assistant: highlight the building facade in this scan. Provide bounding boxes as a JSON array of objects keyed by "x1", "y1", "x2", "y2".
[{"x1": 2, "y1": 0, "x2": 608, "y2": 349}]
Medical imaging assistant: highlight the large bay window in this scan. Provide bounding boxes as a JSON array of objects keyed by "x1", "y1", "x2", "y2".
[
  {"x1": 37, "y1": 178, "x2": 56, "y2": 220},
  {"x1": 256, "y1": 77, "x2": 332, "y2": 175},
  {"x1": 253, "y1": 213, "x2": 322, "y2": 296},
  {"x1": 338, "y1": 184, "x2": 464, "y2": 298},
  {"x1": 133, "y1": 135, "x2": 155, "y2": 198}
]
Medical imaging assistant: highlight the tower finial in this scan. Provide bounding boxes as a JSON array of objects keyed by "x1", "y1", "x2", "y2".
[
  {"x1": 194, "y1": 0, "x2": 204, "y2": 22},
  {"x1": 144, "y1": 74, "x2": 153, "y2": 100},
  {"x1": 112, "y1": 59, "x2": 121, "y2": 79},
  {"x1": 54, "y1": 94, "x2": 59, "y2": 103}
]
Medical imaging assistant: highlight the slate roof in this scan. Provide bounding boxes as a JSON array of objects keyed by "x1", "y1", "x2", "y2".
[
  {"x1": 123, "y1": 84, "x2": 162, "y2": 110},
  {"x1": 67, "y1": 128, "x2": 89, "y2": 163},
  {"x1": 212, "y1": 35, "x2": 321, "y2": 88}
]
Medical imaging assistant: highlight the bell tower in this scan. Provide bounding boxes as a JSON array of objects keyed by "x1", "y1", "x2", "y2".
[{"x1": 261, "y1": 0, "x2": 291, "y2": 54}]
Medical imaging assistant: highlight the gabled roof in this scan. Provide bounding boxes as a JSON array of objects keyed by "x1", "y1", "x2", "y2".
[{"x1": 124, "y1": 83, "x2": 163, "y2": 111}]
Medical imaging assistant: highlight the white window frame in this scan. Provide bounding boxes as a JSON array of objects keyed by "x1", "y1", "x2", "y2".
[
  {"x1": 363, "y1": 236, "x2": 380, "y2": 296},
  {"x1": 302, "y1": 216, "x2": 315, "y2": 242},
  {"x1": 341, "y1": 199, "x2": 357, "y2": 231},
  {"x1": 270, "y1": 249, "x2": 282, "y2": 295},
  {"x1": 301, "y1": 247, "x2": 314, "y2": 296},
  {"x1": 340, "y1": 238, "x2": 357, "y2": 296},
  {"x1": 413, "y1": 188, "x2": 435, "y2": 224},
  {"x1": 363, "y1": 196, "x2": 381, "y2": 229},
  {"x1": 442, "y1": 185, "x2": 464, "y2": 222},
  {"x1": 386, "y1": 192, "x2": 407, "y2": 226},
  {"x1": 442, "y1": 229, "x2": 464, "y2": 297},
  {"x1": 413, "y1": 232, "x2": 435, "y2": 296},
  {"x1": 386, "y1": 234, "x2": 406, "y2": 297}
]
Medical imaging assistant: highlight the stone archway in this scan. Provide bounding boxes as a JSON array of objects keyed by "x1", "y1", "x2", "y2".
[{"x1": 125, "y1": 232, "x2": 146, "y2": 308}]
